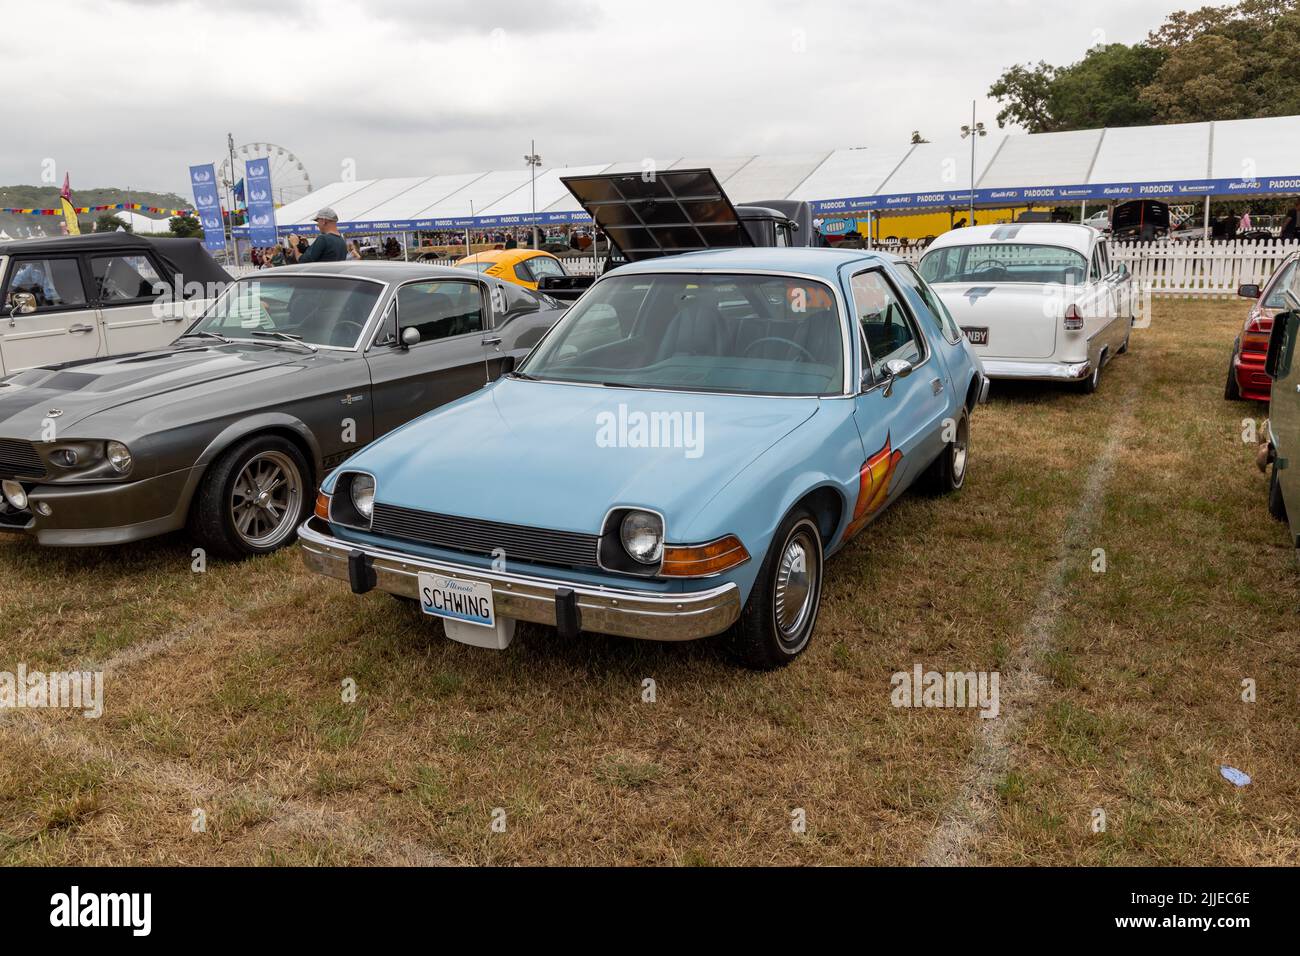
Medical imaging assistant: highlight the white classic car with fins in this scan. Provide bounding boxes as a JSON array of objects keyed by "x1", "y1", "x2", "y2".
[{"x1": 918, "y1": 224, "x2": 1134, "y2": 393}]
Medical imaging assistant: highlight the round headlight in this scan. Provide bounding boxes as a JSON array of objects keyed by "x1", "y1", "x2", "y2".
[
  {"x1": 620, "y1": 510, "x2": 663, "y2": 565},
  {"x1": 1, "y1": 479, "x2": 27, "y2": 511},
  {"x1": 106, "y1": 441, "x2": 132, "y2": 474},
  {"x1": 351, "y1": 474, "x2": 375, "y2": 520}
]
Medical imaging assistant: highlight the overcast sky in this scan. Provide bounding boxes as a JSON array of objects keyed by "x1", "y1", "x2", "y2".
[{"x1": 0, "y1": 0, "x2": 1192, "y2": 197}]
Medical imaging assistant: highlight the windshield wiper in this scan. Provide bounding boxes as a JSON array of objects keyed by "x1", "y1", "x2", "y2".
[
  {"x1": 251, "y1": 330, "x2": 317, "y2": 353},
  {"x1": 507, "y1": 370, "x2": 538, "y2": 381},
  {"x1": 176, "y1": 330, "x2": 230, "y2": 344}
]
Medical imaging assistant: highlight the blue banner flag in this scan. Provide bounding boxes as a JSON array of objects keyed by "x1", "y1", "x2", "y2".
[
  {"x1": 188, "y1": 163, "x2": 226, "y2": 251},
  {"x1": 243, "y1": 160, "x2": 278, "y2": 246}
]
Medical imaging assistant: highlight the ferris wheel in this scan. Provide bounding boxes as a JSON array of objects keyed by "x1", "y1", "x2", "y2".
[{"x1": 217, "y1": 142, "x2": 313, "y2": 207}]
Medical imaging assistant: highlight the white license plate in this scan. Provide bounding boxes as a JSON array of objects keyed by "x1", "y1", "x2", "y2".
[{"x1": 417, "y1": 572, "x2": 495, "y2": 628}]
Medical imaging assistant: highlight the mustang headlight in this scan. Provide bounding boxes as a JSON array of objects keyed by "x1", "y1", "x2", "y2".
[
  {"x1": 1, "y1": 479, "x2": 27, "y2": 511},
  {"x1": 351, "y1": 474, "x2": 375, "y2": 520},
  {"x1": 620, "y1": 510, "x2": 664, "y2": 565},
  {"x1": 106, "y1": 441, "x2": 132, "y2": 474}
]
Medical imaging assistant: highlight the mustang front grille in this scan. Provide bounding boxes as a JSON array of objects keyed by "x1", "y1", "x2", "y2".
[
  {"x1": 0, "y1": 439, "x2": 45, "y2": 479},
  {"x1": 370, "y1": 503, "x2": 600, "y2": 570}
]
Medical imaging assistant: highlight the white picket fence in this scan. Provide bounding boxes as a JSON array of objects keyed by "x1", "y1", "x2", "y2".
[{"x1": 227, "y1": 240, "x2": 1299, "y2": 298}]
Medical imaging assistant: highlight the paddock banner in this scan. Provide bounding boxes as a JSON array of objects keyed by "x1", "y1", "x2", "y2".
[
  {"x1": 243, "y1": 159, "x2": 278, "y2": 246},
  {"x1": 188, "y1": 163, "x2": 226, "y2": 251}
]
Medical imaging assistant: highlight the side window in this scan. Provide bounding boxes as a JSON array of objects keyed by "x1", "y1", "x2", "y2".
[
  {"x1": 897, "y1": 262, "x2": 961, "y2": 345},
  {"x1": 850, "y1": 270, "x2": 922, "y2": 379},
  {"x1": 1264, "y1": 260, "x2": 1300, "y2": 310},
  {"x1": 527, "y1": 256, "x2": 565, "y2": 279},
  {"x1": 90, "y1": 254, "x2": 163, "y2": 303},
  {"x1": 1098, "y1": 240, "x2": 1111, "y2": 275},
  {"x1": 513, "y1": 262, "x2": 535, "y2": 283},
  {"x1": 396, "y1": 280, "x2": 484, "y2": 343},
  {"x1": 4, "y1": 257, "x2": 87, "y2": 311},
  {"x1": 1090, "y1": 247, "x2": 1103, "y2": 281}
]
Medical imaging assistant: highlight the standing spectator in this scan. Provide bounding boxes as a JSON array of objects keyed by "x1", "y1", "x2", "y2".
[
  {"x1": 1281, "y1": 202, "x2": 1300, "y2": 241},
  {"x1": 289, "y1": 207, "x2": 348, "y2": 263},
  {"x1": 347, "y1": 240, "x2": 361, "y2": 260}
]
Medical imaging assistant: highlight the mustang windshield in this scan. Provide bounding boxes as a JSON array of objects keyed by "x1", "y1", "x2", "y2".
[
  {"x1": 920, "y1": 244, "x2": 1088, "y2": 285},
  {"x1": 519, "y1": 273, "x2": 844, "y2": 396},
  {"x1": 188, "y1": 276, "x2": 381, "y2": 349}
]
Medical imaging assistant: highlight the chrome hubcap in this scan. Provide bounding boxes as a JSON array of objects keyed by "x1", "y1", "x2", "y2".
[
  {"x1": 230, "y1": 451, "x2": 301, "y2": 548},
  {"x1": 774, "y1": 524, "x2": 820, "y2": 645}
]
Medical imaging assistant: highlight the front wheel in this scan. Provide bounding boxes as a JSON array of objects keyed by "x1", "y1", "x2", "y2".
[
  {"x1": 1224, "y1": 352, "x2": 1242, "y2": 401},
  {"x1": 189, "y1": 435, "x2": 310, "y2": 560},
  {"x1": 725, "y1": 509, "x2": 824, "y2": 670}
]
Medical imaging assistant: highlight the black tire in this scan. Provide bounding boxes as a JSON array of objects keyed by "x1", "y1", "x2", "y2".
[
  {"x1": 1268, "y1": 462, "x2": 1287, "y2": 522},
  {"x1": 920, "y1": 409, "x2": 969, "y2": 495},
  {"x1": 1078, "y1": 353, "x2": 1104, "y2": 394},
  {"x1": 189, "y1": 434, "x2": 311, "y2": 560},
  {"x1": 725, "y1": 508, "x2": 824, "y2": 670},
  {"x1": 1224, "y1": 350, "x2": 1242, "y2": 401}
]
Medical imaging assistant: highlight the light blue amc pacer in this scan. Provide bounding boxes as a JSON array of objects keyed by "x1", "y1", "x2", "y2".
[{"x1": 299, "y1": 247, "x2": 987, "y2": 668}]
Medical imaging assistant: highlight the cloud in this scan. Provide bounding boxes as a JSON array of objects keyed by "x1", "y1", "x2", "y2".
[{"x1": 0, "y1": 0, "x2": 1191, "y2": 196}]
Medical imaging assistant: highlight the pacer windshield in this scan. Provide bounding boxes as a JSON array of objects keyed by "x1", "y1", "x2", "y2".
[
  {"x1": 519, "y1": 273, "x2": 844, "y2": 396},
  {"x1": 188, "y1": 275, "x2": 382, "y2": 349},
  {"x1": 920, "y1": 244, "x2": 1088, "y2": 285}
]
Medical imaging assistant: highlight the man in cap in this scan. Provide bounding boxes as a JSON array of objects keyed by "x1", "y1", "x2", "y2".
[{"x1": 289, "y1": 207, "x2": 348, "y2": 263}]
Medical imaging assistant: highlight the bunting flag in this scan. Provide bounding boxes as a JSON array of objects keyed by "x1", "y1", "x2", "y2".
[{"x1": 0, "y1": 202, "x2": 197, "y2": 216}]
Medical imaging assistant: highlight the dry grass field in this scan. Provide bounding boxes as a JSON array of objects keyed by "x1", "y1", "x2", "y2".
[{"x1": 1, "y1": 297, "x2": 1296, "y2": 866}]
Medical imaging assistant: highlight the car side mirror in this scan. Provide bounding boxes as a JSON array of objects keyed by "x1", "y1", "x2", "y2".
[
  {"x1": 1238, "y1": 283, "x2": 1261, "y2": 299},
  {"x1": 7, "y1": 292, "x2": 36, "y2": 322},
  {"x1": 400, "y1": 326, "x2": 421, "y2": 349},
  {"x1": 881, "y1": 358, "x2": 914, "y2": 397},
  {"x1": 1265, "y1": 310, "x2": 1293, "y2": 380}
]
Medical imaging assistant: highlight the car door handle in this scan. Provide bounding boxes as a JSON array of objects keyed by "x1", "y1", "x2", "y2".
[
  {"x1": 67, "y1": 324, "x2": 96, "y2": 334},
  {"x1": 931, "y1": 378, "x2": 943, "y2": 395},
  {"x1": 482, "y1": 336, "x2": 503, "y2": 348}
]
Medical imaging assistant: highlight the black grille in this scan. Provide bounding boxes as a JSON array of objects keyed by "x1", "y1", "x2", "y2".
[
  {"x1": 0, "y1": 439, "x2": 45, "y2": 479},
  {"x1": 371, "y1": 503, "x2": 600, "y2": 570}
]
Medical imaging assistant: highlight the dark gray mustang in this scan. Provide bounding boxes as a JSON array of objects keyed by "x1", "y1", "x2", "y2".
[{"x1": 0, "y1": 262, "x2": 563, "y2": 557}]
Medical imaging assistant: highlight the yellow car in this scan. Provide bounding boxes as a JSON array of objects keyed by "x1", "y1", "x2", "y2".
[{"x1": 455, "y1": 249, "x2": 568, "y2": 290}]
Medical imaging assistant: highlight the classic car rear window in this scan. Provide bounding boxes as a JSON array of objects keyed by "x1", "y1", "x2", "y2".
[
  {"x1": 190, "y1": 276, "x2": 381, "y2": 349},
  {"x1": 919, "y1": 244, "x2": 1088, "y2": 285},
  {"x1": 519, "y1": 273, "x2": 843, "y2": 396}
]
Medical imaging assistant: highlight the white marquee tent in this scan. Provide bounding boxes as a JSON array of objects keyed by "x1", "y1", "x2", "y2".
[{"x1": 238, "y1": 114, "x2": 1300, "y2": 236}]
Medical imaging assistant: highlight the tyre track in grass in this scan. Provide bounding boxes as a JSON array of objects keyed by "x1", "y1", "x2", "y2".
[
  {"x1": 919, "y1": 371, "x2": 1139, "y2": 866},
  {"x1": 0, "y1": 567, "x2": 451, "y2": 866}
]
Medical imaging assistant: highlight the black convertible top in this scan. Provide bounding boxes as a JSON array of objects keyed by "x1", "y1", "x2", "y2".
[{"x1": 0, "y1": 233, "x2": 231, "y2": 285}]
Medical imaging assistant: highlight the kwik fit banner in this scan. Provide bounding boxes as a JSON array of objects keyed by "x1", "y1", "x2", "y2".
[
  {"x1": 188, "y1": 164, "x2": 225, "y2": 251},
  {"x1": 243, "y1": 159, "x2": 278, "y2": 246}
]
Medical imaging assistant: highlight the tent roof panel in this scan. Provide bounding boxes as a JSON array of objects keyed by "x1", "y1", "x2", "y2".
[
  {"x1": 359, "y1": 172, "x2": 486, "y2": 221},
  {"x1": 670, "y1": 155, "x2": 756, "y2": 182},
  {"x1": 979, "y1": 128, "x2": 1102, "y2": 188},
  {"x1": 274, "y1": 179, "x2": 377, "y2": 226},
  {"x1": 1212, "y1": 115, "x2": 1300, "y2": 180},
  {"x1": 414, "y1": 168, "x2": 534, "y2": 219},
  {"x1": 479, "y1": 164, "x2": 611, "y2": 216},
  {"x1": 788, "y1": 147, "x2": 912, "y2": 200},
  {"x1": 720, "y1": 152, "x2": 831, "y2": 203},
  {"x1": 879, "y1": 136, "x2": 1003, "y2": 194},
  {"x1": 325, "y1": 177, "x2": 429, "y2": 222},
  {"x1": 1088, "y1": 121, "x2": 1212, "y2": 184}
]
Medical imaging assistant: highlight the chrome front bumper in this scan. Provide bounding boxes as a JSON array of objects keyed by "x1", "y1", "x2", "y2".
[
  {"x1": 297, "y1": 517, "x2": 742, "y2": 642},
  {"x1": 980, "y1": 359, "x2": 1090, "y2": 382}
]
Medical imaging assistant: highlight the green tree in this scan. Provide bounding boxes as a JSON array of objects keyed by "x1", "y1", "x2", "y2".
[
  {"x1": 169, "y1": 213, "x2": 203, "y2": 238},
  {"x1": 988, "y1": 61, "x2": 1057, "y2": 131},
  {"x1": 1050, "y1": 43, "x2": 1165, "y2": 129},
  {"x1": 96, "y1": 213, "x2": 129, "y2": 233}
]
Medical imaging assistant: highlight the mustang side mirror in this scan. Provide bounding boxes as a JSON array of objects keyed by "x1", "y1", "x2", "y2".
[
  {"x1": 7, "y1": 292, "x2": 36, "y2": 323},
  {"x1": 400, "y1": 327, "x2": 421, "y2": 349},
  {"x1": 881, "y1": 358, "x2": 914, "y2": 397},
  {"x1": 1238, "y1": 283, "x2": 1261, "y2": 299}
]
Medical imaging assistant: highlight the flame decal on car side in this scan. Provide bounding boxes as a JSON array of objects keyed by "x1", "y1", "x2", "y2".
[{"x1": 844, "y1": 433, "x2": 902, "y2": 540}]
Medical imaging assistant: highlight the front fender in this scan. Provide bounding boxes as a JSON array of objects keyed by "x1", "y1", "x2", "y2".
[{"x1": 175, "y1": 412, "x2": 323, "y2": 516}]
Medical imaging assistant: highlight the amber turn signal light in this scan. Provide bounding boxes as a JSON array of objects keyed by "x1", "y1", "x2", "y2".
[
  {"x1": 314, "y1": 491, "x2": 331, "y2": 521},
  {"x1": 661, "y1": 535, "x2": 750, "y2": 577}
]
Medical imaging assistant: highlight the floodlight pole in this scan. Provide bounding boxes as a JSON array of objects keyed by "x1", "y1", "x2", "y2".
[
  {"x1": 959, "y1": 102, "x2": 985, "y2": 227},
  {"x1": 525, "y1": 142, "x2": 542, "y2": 248},
  {"x1": 226, "y1": 132, "x2": 238, "y2": 263}
]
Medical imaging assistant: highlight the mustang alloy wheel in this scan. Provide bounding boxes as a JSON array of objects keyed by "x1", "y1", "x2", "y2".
[
  {"x1": 230, "y1": 451, "x2": 303, "y2": 550},
  {"x1": 189, "y1": 434, "x2": 311, "y2": 560},
  {"x1": 726, "y1": 508, "x2": 824, "y2": 669}
]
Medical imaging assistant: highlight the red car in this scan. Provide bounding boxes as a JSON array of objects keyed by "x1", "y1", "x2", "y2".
[{"x1": 1226, "y1": 252, "x2": 1299, "y2": 402}]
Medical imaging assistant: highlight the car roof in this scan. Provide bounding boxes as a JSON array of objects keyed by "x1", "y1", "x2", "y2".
[
  {"x1": 255, "y1": 261, "x2": 468, "y2": 282},
  {"x1": 458, "y1": 249, "x2": 554, "y2": 266},
  {"x1": 608, "y1": 246, "x2": 899, "y2": 281},
  {"x1": 925, "y1": 223, "x2": 1098, "y2": 256}
]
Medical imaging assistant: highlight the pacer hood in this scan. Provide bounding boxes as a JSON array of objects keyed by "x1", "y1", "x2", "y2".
[{"x1": 342, "y1": 377, "x2": 820, "y2": 536}]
